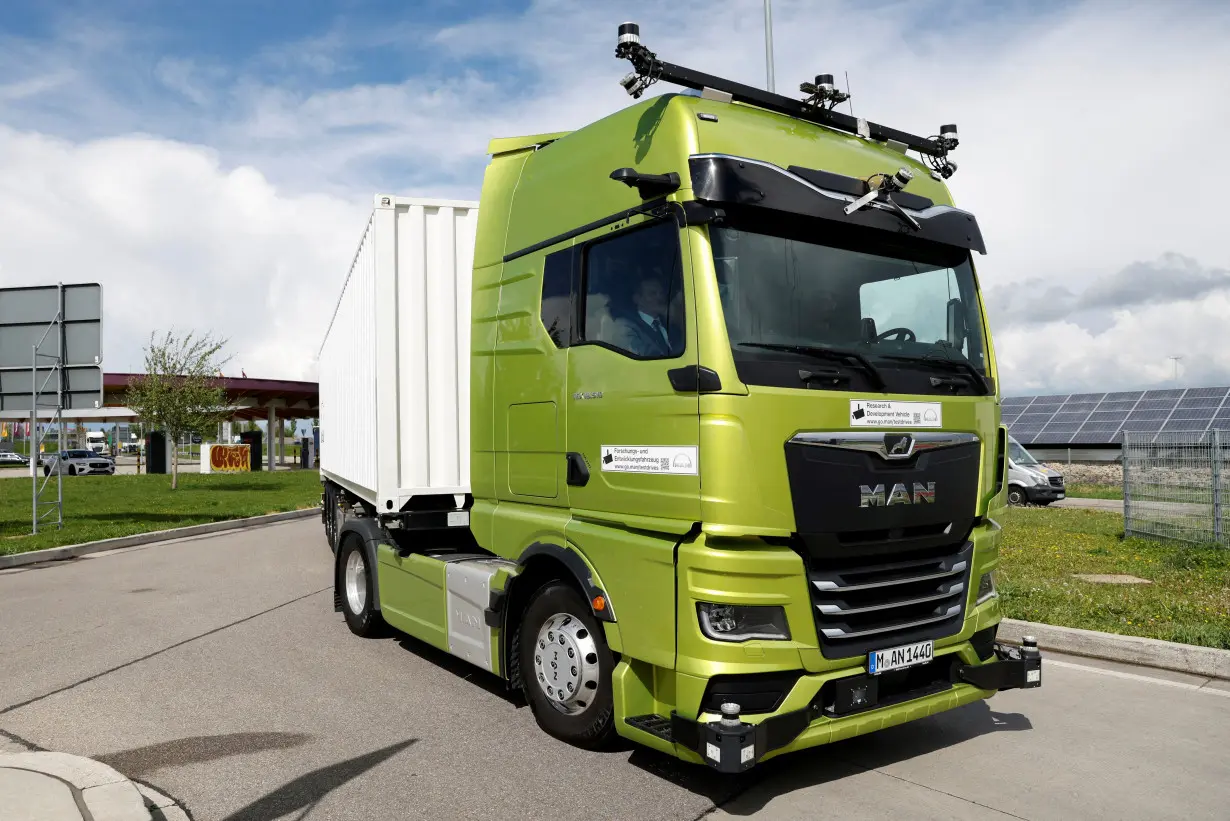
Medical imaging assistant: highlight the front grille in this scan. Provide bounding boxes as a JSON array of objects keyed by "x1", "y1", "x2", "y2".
[
  {"x1": 807, "y1": 541, "x2": 973, "y2": 659},
  {"x1": 1049, "y1": 476, "x2": 1064, "y2": 489}
]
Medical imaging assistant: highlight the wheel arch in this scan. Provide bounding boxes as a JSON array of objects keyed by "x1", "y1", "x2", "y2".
[
  {"x1": 333, "y1": 517, "x2": 390, "y2": 613},
  {"x1": 499, "y1": 542, "x2": 619, "y2": 691}
]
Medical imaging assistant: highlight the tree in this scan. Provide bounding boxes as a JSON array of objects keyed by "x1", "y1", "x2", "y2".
[{"x1": 126, "y1": 330, "x2": 232, "y2": 489}]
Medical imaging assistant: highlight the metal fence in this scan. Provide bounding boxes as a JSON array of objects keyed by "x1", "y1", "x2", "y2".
[{"x1": 1123, "y1": 430, "x2": 1227, "y2": 546}]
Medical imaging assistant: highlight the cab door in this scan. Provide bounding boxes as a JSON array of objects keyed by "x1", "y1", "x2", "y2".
[{"x1": 564, "y1": 218, "x2": 701, "y2": 526}]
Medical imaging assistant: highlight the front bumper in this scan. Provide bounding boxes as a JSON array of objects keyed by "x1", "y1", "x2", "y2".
[
  {"x1": 645, "y1": 641, "x2": 1042, "y2": 774},
  {"x1": 1025, "y1": 483, "x2": 1064, "y2": 502}
]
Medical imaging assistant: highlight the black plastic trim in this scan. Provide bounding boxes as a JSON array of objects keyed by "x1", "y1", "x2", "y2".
[
  {"x1": 680, "y1": 200, "x2": 726, "y2": 226},
  {"x1": 994, "y1": 426, "x2": 1007, "y2": 496},
  {"x1": 503, "y1": 197, "x2": 672, "y2": 263},
  {"x1": 669, "y1": 707, "x2": 811, "y2": 773},
  {"x1": 335, "y1": 517, "x2": 391, "y2": 612},
  {"x1": 956, "y1": 642, "x2": 1043, "y2": 690},
  {"x1": 565, "y1": 452, "x2": 590, "y2": 486},
  {"x1": 518, "y1": 542, "x2": 615, "y2": 622},
  {"x1": 970, "y1": 624, "x2": 998, "y2": 661},
  {"x1": 699, "y1": 671, "x2": 803, "y2": 714},
  {"x1": 610, "y1": 168, "x2": 681, "y2": 199},
  {"x1": 484, "y1": 588, "x2": 507, "y2": 628},
  {"x1": 667, "y1": 365, "x2": 722, "y2": 393},
  {"x1": 691, "y1": 155, "x2": 986, "y2": 255}
]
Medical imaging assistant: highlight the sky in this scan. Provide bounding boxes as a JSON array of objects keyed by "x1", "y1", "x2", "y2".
[{"x1": 1, "y1": 0, "x2": 1229, "y2": 397}]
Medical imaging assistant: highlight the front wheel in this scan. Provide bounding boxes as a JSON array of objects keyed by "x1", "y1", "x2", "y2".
[
  {"x1": 338, "y1": 536, "x2": 385, "y2": 638},
  {"x1": 1007, "y1": 485, "x2": 1026, "y2": 506},
  {"x1": 517, "y1": 582, "x2": 615, "y2": 749}
]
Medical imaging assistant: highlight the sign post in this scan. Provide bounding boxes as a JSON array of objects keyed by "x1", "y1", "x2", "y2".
[{"x1": 0, "y1": 283, "x2": 104, "y2": 533}]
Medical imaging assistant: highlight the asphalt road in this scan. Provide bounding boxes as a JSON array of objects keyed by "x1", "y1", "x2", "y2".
[{"x1": 1, "y1": 521, "x2": 1227, "y2": 821}]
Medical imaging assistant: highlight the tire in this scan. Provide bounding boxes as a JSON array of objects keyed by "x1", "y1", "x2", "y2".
[
  {"x1": 323, "y1": 484, "x2": 337, "y2": 552},
  {"x1": 517, "y1": 581, "x2": 615, "y2": 749},
  {"x1": 338, "y1": 535, "x2": 385, "y2": 638},
  {"x1": 68, "y1": 465, "x2": 76, "y2": 476},
  {"x1": 1007, "y1": 485, "x2": 1025, "y2": 506},
  {"x1": 43, "y1": 465, "x2": 50, "y2": 477}
]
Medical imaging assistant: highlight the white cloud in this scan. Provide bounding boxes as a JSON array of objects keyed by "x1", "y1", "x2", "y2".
[
  {"x1": 995, "y1": 292, "x2": 1230, "y2": 393},
  {"x1": 0, "y1": 126, "x2": 364, "y2": 384},
  {"x1": 0, "y1": 0, "x2": 1228, "y2": 393}
]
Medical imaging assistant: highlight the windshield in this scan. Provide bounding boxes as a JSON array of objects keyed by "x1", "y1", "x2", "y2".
[
  {"x1": 1007, "y1": 437, "x2": 1038, "y2": 466},
  {"x1": 708, "y1": 218, "x2": 989, "y2": 393}
]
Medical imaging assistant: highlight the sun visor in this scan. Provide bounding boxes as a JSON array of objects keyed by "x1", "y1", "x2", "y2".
[{"x1": 688, "y1": 155, "x2": 986, "y2": 255}]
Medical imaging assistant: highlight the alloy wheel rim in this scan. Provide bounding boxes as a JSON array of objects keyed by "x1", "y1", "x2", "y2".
[
  {"x1": 532, "y1": 612, "x2": 600, "y2": 715},
  {"x1": 344, "y1": 549, "x2": 367, "y2": 614}
]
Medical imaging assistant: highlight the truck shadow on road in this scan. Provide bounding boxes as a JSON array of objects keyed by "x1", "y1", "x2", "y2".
[
  {"x1": 626, "y1": 701, "x2": 1033, "y2": 815},
  {"x1": 95, "y1": 731, "x2": 313, "y2": 778},
  {"x1": 96, "y1": 733, "x2": 416, "y2": 821},
  {"x1": 218, "y1": 739, "x2": 416, "y2": 821}
]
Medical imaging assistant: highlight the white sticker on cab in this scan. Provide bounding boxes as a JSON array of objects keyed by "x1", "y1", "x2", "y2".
[
  {"x1": 849, "y1": 400, "x2": 942, "y2": 428},
  {"x1": 600, "y1": 445, "x2": 698, "y2": 475}
]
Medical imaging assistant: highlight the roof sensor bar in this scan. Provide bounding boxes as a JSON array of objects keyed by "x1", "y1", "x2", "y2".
[{"x1": 614, "y1": 22, "x2": 959, "y2": 175}]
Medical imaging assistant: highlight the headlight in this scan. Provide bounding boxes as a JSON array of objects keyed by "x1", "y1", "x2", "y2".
[
  {"x1": 1031, "y1": 472, "x2": 1049, "y2": 486},
  {"x1": 976, "y1": 572, "x2": 997, "y2": 604},
  {"x1": 697, "y1": 603, "x2": 791, "y2": 642}
]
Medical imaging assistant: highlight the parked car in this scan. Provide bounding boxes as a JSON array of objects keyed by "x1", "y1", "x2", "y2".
[
  {"x1": 0, "y1": 451, "x2": 29, "y2": 466},
  {"x1": 42, "y1": 449, "x2": 116, "y2": 477},
  {"x1": 1006, "y1": 435, "x2": 1065, "y2": 505}
]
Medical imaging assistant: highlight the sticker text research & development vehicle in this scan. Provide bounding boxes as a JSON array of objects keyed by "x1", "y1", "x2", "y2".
[{"x1": 849, "y1": 400, "x2": 943, "y2": 428}]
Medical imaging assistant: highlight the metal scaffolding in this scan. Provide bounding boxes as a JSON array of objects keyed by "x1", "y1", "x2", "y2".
[{"x1": 30, "y1": 284, "x2": 66, "y2": 533}]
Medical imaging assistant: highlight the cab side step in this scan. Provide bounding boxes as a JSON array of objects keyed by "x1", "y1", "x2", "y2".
[{"x1": 625, "y1": 714, "x2": 674, "y2": 742}]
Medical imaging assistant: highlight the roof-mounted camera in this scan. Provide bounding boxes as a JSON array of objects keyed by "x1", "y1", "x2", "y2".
[
  {"x1": 800, "y1": 74, "x2": 850, "y2": 110},
  {"x1": 844, "y1": 168, "x2": 920, "y2": 230}
]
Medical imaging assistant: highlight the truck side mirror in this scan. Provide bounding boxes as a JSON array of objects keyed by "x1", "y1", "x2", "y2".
[{"x1": 946, "y1": 298, "x2": 966, "y2": 350}]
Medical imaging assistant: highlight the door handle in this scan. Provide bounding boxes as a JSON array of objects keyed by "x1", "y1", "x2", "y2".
[
  {"x1": 668, "y1": 365, "x2": 722, "y2": 393},
  {"x1": 566, "y1": 452, "x2": 590, "y2": 487}
]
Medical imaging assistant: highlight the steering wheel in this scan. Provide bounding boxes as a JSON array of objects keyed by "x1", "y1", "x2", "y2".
[{"x1": 875, "y1": 327, "x2": 916, "y2": 343}]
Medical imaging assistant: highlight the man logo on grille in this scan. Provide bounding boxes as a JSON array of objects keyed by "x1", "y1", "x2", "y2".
[{"x1": 860, "y1": 482, "x2": 936, "y2": 507}]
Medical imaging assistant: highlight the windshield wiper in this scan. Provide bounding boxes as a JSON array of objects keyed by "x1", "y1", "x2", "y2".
[
  {"x1": 878, "y1": 353, "x2": 990, "y2": 395},
  {"x1": 737, "y1": 342, "x2": 887, "y2": 390}
]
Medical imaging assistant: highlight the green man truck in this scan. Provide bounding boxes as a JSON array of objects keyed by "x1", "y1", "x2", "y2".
[{"x1": 317, "y1": 23, "x2": 1041, "y2": 773}]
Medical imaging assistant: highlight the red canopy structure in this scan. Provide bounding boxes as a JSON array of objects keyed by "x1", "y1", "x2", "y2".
[{"x1": 103, "y1": 373, "x2": 319, "y2": 421}]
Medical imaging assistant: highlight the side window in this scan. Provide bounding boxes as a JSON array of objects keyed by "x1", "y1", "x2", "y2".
[
  {"x1": 579, "y1": 220, "x2": 685, "y2": 360},
  {"x1": 540, "y1": 248, "x2": 572, "y2": 348}
]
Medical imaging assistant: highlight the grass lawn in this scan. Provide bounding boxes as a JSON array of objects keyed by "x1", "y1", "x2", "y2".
[
  {"x1": 999, "y1": 506, "x2": 1230, "y2": 649},
  {"x1": 1064, "y1": 482, "x2": 1124, "y2": 500},
  {"x1": 0, "y1": 470, "x2": 321, "y2": 556}
]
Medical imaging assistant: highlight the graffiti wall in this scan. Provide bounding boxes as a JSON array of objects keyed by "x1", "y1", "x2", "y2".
[{"x1": 201, "y1": 443, "x2": 251, "y2": 474}]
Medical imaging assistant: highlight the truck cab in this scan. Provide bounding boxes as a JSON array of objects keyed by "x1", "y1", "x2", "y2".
[{"x1": 321, "y1": 22, "x2": 1040, "y2": 774}]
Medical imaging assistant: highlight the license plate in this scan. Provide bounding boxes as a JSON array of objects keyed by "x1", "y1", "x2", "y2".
[{"x1": 868, "y1": 639, "x2": 933, "y2": 675}]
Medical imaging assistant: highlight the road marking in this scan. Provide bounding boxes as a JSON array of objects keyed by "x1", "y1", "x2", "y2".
[{"x1": 1048, "y1": 659, "x2": 1230, "y2": 698}]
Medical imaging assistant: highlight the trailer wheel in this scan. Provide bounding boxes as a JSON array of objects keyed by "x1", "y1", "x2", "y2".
[
  {"x1": 517, "y1": 581, "x2": 615, "y2": 749},
  {"x1": 338, "y1": 536, "x2": 385, "y2": 638},
  {"x1": 1007, "y1": 485, "x2": 1025, "y2": 506}
]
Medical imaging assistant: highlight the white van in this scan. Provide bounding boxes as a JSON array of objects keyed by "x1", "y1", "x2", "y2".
[{"x1": 1006, "y1": 435, "x2": 1065, "y2": 505}]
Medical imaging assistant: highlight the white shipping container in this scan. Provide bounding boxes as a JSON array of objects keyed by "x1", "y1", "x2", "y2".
[{"x1": 318, "y1": 195, "x2": 479, "y2": 513}]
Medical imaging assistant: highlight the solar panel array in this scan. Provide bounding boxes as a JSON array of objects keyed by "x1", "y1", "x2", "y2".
[{"x1": 1003, "y1": 386, "x2": 1230, "y2": 445}]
